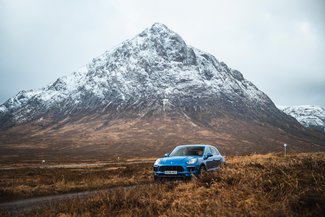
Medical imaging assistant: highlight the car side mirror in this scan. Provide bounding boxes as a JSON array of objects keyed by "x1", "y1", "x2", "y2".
[
  {"x1": 204, "y1": 153, "x2": 213, "y2": 159},
  {"x1": 164, "y1": 153, "x2": 169, "y2": 157}
]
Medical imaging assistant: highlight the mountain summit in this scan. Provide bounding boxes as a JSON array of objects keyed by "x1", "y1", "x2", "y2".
[{"x1": 0, "y1": 23, "x2": 324, "y2": 159}]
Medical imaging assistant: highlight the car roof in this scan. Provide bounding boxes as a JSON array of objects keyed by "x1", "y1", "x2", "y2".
[{"x1": 177, "y1": 144, "x2": 210, "y2": 147}]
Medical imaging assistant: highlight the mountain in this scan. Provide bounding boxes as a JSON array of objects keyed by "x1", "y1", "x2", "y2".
[
  {"x1": 0, "y1": 23, "x2": 324, "y2": 160},
  {"x1": 279, "y1": 105, "x2": 325, "y2": 133},
  {"x1": 0, "y1": 23, "x2": 277, "y2": 126}
]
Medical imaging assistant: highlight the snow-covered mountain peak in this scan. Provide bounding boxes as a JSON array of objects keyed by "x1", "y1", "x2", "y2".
[
  {"x1": 0, "y1": 23, "x2": 276, "y2": 128},
  {"x1": 149, "y1": 22, "x2": 170, "y2": 31},
  {"x1": 279, "y1": 105, "x2": 325, "y2": 132},
  {"x1": 144, "y1": 22, "x2": 182, "y2": 42},
  {"x1": 135, "y1": 22, "x2": 188, "y2": 63}
]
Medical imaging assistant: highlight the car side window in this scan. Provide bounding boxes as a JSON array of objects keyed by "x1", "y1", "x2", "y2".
[
  {"x1": 205, "y1": 147, "x2": 213, "y2": 155},
  {"x1": 210, "y1": 148, "x2": 216, "y2": 155},
  {"x1": 204, "y1": 147, "x2": 209, "y2": 155},
  {"x1": 209, "y1": 147, "x2": 219, "y2": 156},
  {"x1": 213, "y1": 147, "x2": 220, "y2": 155}
]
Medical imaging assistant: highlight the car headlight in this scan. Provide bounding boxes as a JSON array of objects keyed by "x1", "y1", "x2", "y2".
[
  {"x1": 154, "y1": 159, "x2": 161, "y2": 165},
  {"x1": 186, "y1": 158, "x2": 197, "y2": 164}
]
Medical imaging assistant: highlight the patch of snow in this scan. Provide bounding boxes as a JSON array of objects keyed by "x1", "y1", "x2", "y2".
[{"x1": 0, "y1": 106, "x2": 7, "y2": 113}]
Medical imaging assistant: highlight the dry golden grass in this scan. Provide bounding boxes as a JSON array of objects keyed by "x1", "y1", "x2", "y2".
[
  {"x1": 0, "y1": 162, "x2": 153, "y2": 202},
  {"x1": 1, "y1": 152, "x2": 324, "y2": 217}
]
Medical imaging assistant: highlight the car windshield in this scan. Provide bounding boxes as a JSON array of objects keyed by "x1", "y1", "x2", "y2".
[{"x1": 169, "y1": 146, "x2": 205, "y2": 157}]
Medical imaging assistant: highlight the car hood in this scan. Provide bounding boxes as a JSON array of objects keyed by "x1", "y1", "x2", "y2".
[{"x1": 159, "y1": 156, "x2": 197, "y2": 165}]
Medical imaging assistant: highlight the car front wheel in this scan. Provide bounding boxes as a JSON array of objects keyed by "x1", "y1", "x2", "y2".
[{"x1": 198, "y1": 165, "x2": 207, "y2": 176}]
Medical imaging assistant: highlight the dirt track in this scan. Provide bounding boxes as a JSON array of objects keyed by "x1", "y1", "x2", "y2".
[{"x1": 0, "y1": 184, "x2": 141, "y2": 214}]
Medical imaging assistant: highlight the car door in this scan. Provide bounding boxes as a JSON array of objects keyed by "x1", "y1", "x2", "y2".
[
  {"x1": 211, "y1": 147, "x2": 223, "y2": 169},
  {"x1": 204, "y1": 147, "x2": 215, "y2": 170}
]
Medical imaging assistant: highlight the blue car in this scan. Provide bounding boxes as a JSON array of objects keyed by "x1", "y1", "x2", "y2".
[{"x1": 153, "y1": 144, "x2": 225, "y2": 180}]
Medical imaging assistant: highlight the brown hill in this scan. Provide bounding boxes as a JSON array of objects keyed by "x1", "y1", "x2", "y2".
[{"x1": 1, "y1": 113, "x2": 324, "y2": 160}]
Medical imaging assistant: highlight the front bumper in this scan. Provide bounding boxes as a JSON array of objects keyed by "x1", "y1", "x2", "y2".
[{"x1": 153, "y1": 164, "x2": 199, "y2": 178}]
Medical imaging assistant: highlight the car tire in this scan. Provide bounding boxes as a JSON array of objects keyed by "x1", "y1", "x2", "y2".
[{"x1": 198, "y1": 165, "x2": 207, "y2": 176}]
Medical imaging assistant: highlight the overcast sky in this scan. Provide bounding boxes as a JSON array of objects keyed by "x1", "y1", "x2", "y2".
[{"x1": 0, "y1": 0, "x2": 324, "y2": 107}]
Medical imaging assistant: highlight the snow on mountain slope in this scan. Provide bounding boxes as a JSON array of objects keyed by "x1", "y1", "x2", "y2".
[
  {"x1": 279, "y1": 105, "x2": 325, "y2": 132},
  {"x1": 0, "y1": 23, "x2": 284, "y2": 128}
]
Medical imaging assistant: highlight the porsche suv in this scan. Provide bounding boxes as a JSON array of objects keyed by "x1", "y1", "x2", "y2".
[{"x1": 153, "y1": 144, "x2": 225, "y2": 180}]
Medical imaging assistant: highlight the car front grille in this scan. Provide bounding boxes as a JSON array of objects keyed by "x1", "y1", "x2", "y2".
[{"x1": 159, "y1": 166, "x2": 184, "y2": 172}]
